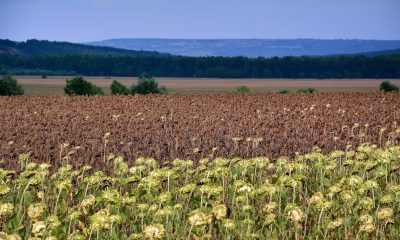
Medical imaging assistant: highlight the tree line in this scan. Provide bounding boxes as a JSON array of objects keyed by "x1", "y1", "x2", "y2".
[
  {"x1": 1, "y1": 54, "x2": 400, "y2": 78},
  {"x1": 1, "y1": 74, "x2": 399, "y2": 96},
  {"x1": 0, "y1": 75, "x2": 167, "y2": 96}
]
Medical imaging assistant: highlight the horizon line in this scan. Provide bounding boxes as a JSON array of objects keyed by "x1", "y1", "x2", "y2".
[{"x1": 2, "y1": 37, "x2": 400, "y2": 44}]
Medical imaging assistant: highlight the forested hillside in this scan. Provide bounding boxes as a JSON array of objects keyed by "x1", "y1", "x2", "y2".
[
  {"x1": 1, "y1": 39, "x2": 399, "y2": 78},
  {"x1": 0, "y1": 39, "x2": 166, "y2": 57},
  {"x1": 1, "y1": 54, "x2": 399, "y2": 78},
  {"x1": 353, "y1": 48, "x2": 400, "y2": 57}
]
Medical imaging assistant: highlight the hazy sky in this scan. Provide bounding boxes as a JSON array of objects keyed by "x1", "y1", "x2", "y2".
[{"x1": 1, "y1": 0, "x2": 399, "y2": 42}]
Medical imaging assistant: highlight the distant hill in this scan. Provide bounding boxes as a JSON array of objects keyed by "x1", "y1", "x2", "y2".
[
  {"x1": 1, "y1": 38, "x2": 399, "y2": 79},
  {"x1": 88, "y1": 38, "x2": 400, "y2": 58},
  {"x1": 353, "y1": 48, "x2": 400, "y2": 57},
  {"x1": 0, "y1": 39, "x2": 167, "y2": 57}
]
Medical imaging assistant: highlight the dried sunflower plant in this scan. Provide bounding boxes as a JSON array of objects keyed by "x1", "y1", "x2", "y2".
[{"x1": 1, "y1": 136, "x2": 400, "y2": 239}]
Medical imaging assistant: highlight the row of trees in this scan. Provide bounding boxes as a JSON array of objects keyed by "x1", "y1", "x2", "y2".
[
  {"x1": 65, "y1": 75, "x2": 167, "y2": 96},
  {"x1": 235, "y1": 86, "x2": 317, "y2": 94},
  {"x1": 1, "y1": 75, "x2": 399, "y2": 96},
  {"x1": 1, "y1": 54, "x2": 400, "y2": 78},
  {"x1": 0, "y1": 75, "x2": 166, "y2": 96}
]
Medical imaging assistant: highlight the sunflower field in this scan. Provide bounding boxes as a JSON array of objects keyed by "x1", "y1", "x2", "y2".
[
  {"x1": 1, "y1": 93, "x2": 400, "y2": 172},
  {"x1": 1, "y1": 142, "x2": 400, "y2": 239}
]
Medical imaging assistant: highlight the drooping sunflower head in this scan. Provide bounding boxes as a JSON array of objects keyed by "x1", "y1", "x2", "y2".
[
  {"x1": 188, "y1": 210, "x2": 211, "y2": 226},
  {"x1": 144, "y1": 224, "x2": 165, "y2": 239},
  {"x1": 0, "y1": 203, "x2": 14, "y2": 217},
  {"x1": 27, "y1": 203, "x2": 45, "y2": 221},
  {"x1": 327, "y1": 218, "x2": 343, "y2": 231},
  {"x1": 212, "y1": 204, "x2": 227, "y2": 220},
  {"x1": 286, "y1": 204, "x2": 304, "y2": 223}
]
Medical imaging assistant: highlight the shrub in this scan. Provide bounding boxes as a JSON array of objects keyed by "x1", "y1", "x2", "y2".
[
  {"x1": 130, "y1": 75, "x2": 167, "y2": 95},
  {"x1": 110, "y1": 80, "x2": 129, "y2": 95},
  {"x1": 277, "y1": 89, "x2": 290, "y2": 94},
  {"x1": 297, "y1": 87, "x2": 317, "y2": 93},
  {"x1": 379, "y1": 81, "x2": 399, "y2": 92},
  {"x1": 93, "y1": 86, "x2": 105, "y2": 95},
  {"x1": 0, "y1": 74, "x2": 24, "y2": 96},
  {"x1": 235, "y1": 85, "x2": 251, "y2": 93},
  {"x1": 64, "y1": 76, "x2": 104, "y2": 96}
]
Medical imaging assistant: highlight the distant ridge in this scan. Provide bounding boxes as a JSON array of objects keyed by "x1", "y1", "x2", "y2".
[
  {"x1": 88, "y1": 38, "x2": 400, "y2": 58},
  {"x1": 353, "y1": 48, "x2": 400, "y2": 57},
  {"x1": 2, "y1": 39, "x2": 400, "y2": 59},
  {"x1": 0, "y1": 39, "x2": 168, "y2": 57},
  {"x1": 1, "y1": 38, "x2": 399, "y2": 79}
]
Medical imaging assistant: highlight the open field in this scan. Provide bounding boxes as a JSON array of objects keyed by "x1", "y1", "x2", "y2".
[
  {"x1": 15, "y1": 76, "x2": 400, "y2": 95},
  {"x1": 1, "y1": 93, "x2": 400, "y2": 239}
]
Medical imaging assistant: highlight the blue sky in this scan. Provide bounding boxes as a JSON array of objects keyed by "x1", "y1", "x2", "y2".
[{"x1": 0, "y1": 0, "x2": 399, "y2": 42}]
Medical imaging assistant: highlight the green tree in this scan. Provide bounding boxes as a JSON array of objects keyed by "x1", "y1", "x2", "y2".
[
  {"x1": 297, "y1": 87, "x2": 317, "y2": 93},
  {"x1": 130, "y1": 75, "x2": 167, "y2": 95},
  {"x1": 379, "y1": 81, "x2": 399, "y2": 92},
  {"x1": 0, "y1": 74, "x2": 24, "y2": 96},
  {"x1": 235, "y1": 85, "x2": 251, "y2": 93},
  {"x1": 64, "y1": 76, "x2": 104, "y2": 96},
  {"x1": 277, "y1": 89, "x2": 290, "y2": 94},
  {"x1": 110, "y1": 80, "x2": 129, "y2": 95}
]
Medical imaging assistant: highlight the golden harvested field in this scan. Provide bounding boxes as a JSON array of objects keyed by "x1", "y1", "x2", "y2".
[
  {"x1": 1, "y1": 93, "x2": 399, "y2": 172},
  {"x1": 15, "y1": 76, "x2": 400, "y2": 95}
]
